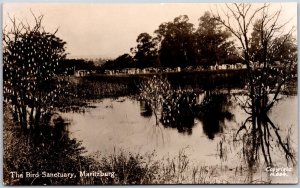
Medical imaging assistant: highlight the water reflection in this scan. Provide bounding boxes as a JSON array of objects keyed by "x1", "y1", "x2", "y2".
[
  {"x1": 139, "y1": 101, "x2": 152, "y2": 117},
  {"x1": 138, "y1": 74, "x2": 296, "y2": 172},
  {"x1": 160, "y1": 91, "x2": 197, "y2": 135},
  {"x1": 196, "y1": 92, "x2": 234, "y2": 139},
  {"x1": 139, "y1": 89, "x2": 234, "y2": 139},
  {"x1": 61, "y1": 93, "x2": 297, "y2": 184},
  {"x1": 234, "y1": 112, "x2": 296, "y2": 168}
]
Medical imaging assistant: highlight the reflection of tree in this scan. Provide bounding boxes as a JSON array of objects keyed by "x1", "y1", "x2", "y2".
[
  {"x1": 139, "y1": 101, "x2": 153, "y2": 117},
  {"x1": 213, "y1": 3, "x2": 297, "y2": 167},
  {"x1": 160, "y1": 90, "x2": 197, "y2": 135},
  {"x1": 236, "y1": 113, "x2": 295, "y2": 168},
  {"x1": 196, "y1": 91, "x2": 234, "y2": 139}
]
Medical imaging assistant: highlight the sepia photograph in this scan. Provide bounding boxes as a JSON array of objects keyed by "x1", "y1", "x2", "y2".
[{"x1": 2, "y1": 2, "x2": 298, "y2": 185}]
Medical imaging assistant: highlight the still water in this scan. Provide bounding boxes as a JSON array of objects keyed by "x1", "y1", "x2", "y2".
[{"x1": 61, "y1": 91, "x2": 297, "y2": 169}]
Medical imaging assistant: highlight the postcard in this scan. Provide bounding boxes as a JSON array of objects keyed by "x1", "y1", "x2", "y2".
[{"x1": 2, "y1": 2, "x2": 298, "y2": 185}]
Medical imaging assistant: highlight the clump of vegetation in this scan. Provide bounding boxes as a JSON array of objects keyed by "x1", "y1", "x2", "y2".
[
  {"x1": 139, "y1": 76, "x2": 172, "y2": 124},
  {"x1": 3, "y1": 104, "x2": 84, "y2": 185},
  {"x1": 139, "y1": 76, "x2": 200, "y2": 133},
  {"x1": 89, "y1": 150, "x2": 159, "y2": 184}
]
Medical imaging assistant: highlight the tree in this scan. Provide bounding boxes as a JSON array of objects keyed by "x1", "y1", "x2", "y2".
[
  {"x1": 114, "y1": 53, "x2": 134, "y2": 69},
  {"x1": 58, "y1": 59, "x2": 96, "y2": 75},
  {"x1": 139, "y1": 76, "x2": 172, "y2": 125},
  {"x1": 101, "y1": 53, "x2": 134, "y2": 70},
  {"x1": 155, "y1": 15, "x2": 196, "y2": 67},
  {"x1": 250, "y1": 19, "x2": 297, "y2": 66},
  {"x1": 3, "y1": 14, "x2": 67, "y2": 130},
  {"x1": 131, "y1": 32, "x2": 159, "y2": 68},
  {"x1": 195, "y1": 11, "x2": 237, "y2": 67},
  {"x1": 213, "y1": 3, "x2": 296, "y2": 167}
]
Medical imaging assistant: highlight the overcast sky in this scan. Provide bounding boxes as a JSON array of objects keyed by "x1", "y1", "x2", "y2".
[{"x1": 3, "y1": 3, "x2": 297, "y2": 59}]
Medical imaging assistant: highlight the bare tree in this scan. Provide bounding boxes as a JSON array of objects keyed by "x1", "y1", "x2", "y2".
[{"x1": 212, "y1": 3, "x2": 296, "y2": 166}]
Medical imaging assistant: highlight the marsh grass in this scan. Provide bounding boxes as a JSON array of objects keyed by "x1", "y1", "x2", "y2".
[
  {"x1": 52, "y1": 78, "x2": 135, "y2": 113},
  {"x1": 85, "y1": 148, "x2": 268, "y2": 184},
  {"x1": 86, "y1": 150, "x2": 160, "y2": 184},
  {"x1": 76, "y1": 78, "x2": 136, "y2": 100}
]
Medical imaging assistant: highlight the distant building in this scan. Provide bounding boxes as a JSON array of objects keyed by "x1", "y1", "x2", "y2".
[
  {"x1": 104, "y1": 70, "x2": 114, "y2": 75},
  {"x1": 236, "y1": 63, "x2": 243, "y2": 69},
  {"x1": 75, "y1": 70, "x2": 90, "y2": 77},
  {"x1": 123, "y1": 68, "x2": 136, "y2": 74}
]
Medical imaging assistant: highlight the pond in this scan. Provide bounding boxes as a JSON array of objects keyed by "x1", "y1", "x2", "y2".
[{"x1": 61, "y1": 90, "x2": 297, "y2": 175}]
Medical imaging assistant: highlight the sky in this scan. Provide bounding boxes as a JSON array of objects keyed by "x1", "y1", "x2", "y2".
[{"x1": 3, "y1": 3, "x2": 297, "y2": 59}]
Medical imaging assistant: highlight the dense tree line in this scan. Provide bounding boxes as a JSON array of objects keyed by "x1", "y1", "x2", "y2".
[
  {"x1": 104, "y1": 12, "x2": 243, "y2": 69},
  {"x1": 103, "y1": 10, "x2": 296, "y2": 70}
]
